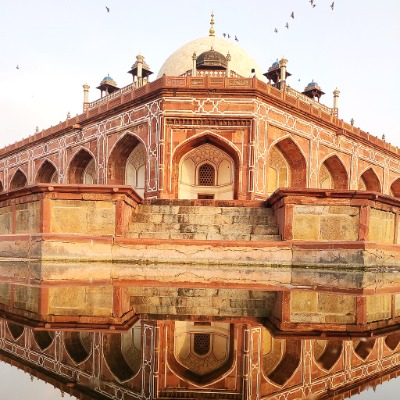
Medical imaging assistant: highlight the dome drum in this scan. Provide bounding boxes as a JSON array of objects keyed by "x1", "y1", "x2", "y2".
[{"x1": 196, "y1": 49, "x2": 227, "y2": 70}]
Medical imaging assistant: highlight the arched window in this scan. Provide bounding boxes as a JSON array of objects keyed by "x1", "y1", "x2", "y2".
[
  {"x1": 193, "y1": 333, "x2": 211, "y2": 356},
  {"x1": 198, "y1": 163, "x2": 215, "y2": 186}
]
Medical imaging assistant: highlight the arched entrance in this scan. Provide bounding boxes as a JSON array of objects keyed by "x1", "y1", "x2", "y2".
[
  {"x1": 107, "y1": 134, "x2": 146, "y2": 198},
  {"x1": 67, "y1": 149, "x2": 96, "y2": 184},
  {"x1": 359, "y1": 168, "x2": 381, "y2": 192},
  {"x1": 10, "y1": 169, "x2": 27, "y2": 190},
  {"x1": 178, "y1": 142, "x2": 235, "y2": 200},
  {"x1": 268, "y1": 137, "x2": 307, "y2": 195},
  {"x1": 319, "y1": 155, "x2": 348, "y2": 189},
  {"x1": 36, "y1": 160, "x2": 58, "y2": 183}
]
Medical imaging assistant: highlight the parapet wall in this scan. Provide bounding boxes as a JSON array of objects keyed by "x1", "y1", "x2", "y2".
[
  {"x1": 268, "y1": 189, "x2": 400, "y2": 244},
  {"x1": 0, "y1": 184, "x2": 140, "y2": 236}
]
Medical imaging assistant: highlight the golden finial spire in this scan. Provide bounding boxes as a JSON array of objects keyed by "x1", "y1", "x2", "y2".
[{"x1": 209, "y1": 11, "x2": 215, "y2": 36}]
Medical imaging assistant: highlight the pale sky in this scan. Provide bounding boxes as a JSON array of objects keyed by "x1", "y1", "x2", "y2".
[
  {"x1": 1, "y1": 1, "x2": 400, "y2": 399},
  {"x1": 0, "y1": 1, "x2": 399, "y2": 149}
]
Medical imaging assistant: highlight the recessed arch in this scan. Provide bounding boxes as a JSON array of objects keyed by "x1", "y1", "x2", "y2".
[
  {"x1": 319, "y1": 154, "x2": 348, "y2": 189},
  {"x1": 33, "y1": 330, "x2": 55, "y2": 351},
  {"x1": 390, "y1": 178, "x2": 400, "y2": 198},
  {"x1": 268, "y1": 136, "x2": 307, "y2": 194},
  {"x1": 313, "y1": 339, "x2": 343, "y2": 371},
  {"x1": 7, "y1": 322, "x2": 24, "y2": 341},
  {"x1": 35, "y1": 160, "x2": 58, "y2": 184},
  {"x1": 10, "y1": 169, "x2": 27, "y2": 190},
  {"x1": 63, "y1": 332, "x2": 93, "y2": 365},
  {"x1": 103, "y1": 325, "x2": 142, "y2": 382},
  {"x1": 173, "y1": 133, "x2": 240, "y2": 200},
  {"x1": 0, "y1": 180, "x2": 3, "y2": 193},
  {"x1": 107, "y1": 133, "x2": 146, "y2": 193},
  {"x1": 67, "y1": 148, "x2": 96, "y2": 184},
  {"x1": 353, "y1": 338, "x2": 376, "y2": 360},
  {"x1": 262, "y1": 327, "x2": 301, "y2": 386},
  {"x1": 168, "y1": 321, "x2": 235, "y2": 386},
  {"x1": 385, "y1": 332, "x2": 400, "y2": 351},
  {"x1": 359, "y1": 167, "x2": 381, "y2": 192}
]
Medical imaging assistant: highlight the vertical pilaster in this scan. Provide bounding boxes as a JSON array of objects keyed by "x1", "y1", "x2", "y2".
[{"x1": 247, "y1": 326, "x2": 262, "y2": 400}]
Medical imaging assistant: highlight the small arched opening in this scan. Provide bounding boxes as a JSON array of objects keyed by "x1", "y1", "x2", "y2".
[
  {"x1": 10, "y1": 169, "x2": 27, "y2": 190},
  {"x1": 64, "y1": 332, "x2": 93, "y2": 364},
  {"x1": 35, "y1": 160, "x2": 58, "y2": 184},
  {"x1": 359, "y1": 168, "x2": 381, "y2": 192},
  {"x1": 262, "y1": 327, "x2": 301, "y2": 386},
  {"x1": 268, "y1": 137, "x2": 307, "y2": 195},
  {"x1": 319, "y1": 155, "x2": 348, "y2": 189},
  {"x1": 385, "y1": 332, "x2": 400, "y2": 351},
  {"x1": 390, "y1": 178, "x2": 400, "y2": 198},
  {"x1": 7, "y1": 322, "x2": 24, "y2": 341},
  {"x1": 108, "y1": 134, "x2": 146, "y2": 197},
  {"x1": 103, "y1": 324, "x2": 142, "y2": 382},
  {"x1": 313, "y1": 339, "x2": 343, "y2": 371},
  {"x1": 67, "y1": 149, "x2": 96, "y2": 184},
  {"x1": 33, "y1": 331, "x2": 55, "y2": 351},
  {"x1": 353, "y1": 338, "x2": 376, "y2": 360}
]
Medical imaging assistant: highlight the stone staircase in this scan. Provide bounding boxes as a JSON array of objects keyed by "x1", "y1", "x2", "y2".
[
  {"x1": 127, "y1": 286, "x2": 276, "y2": 318},
  {"x1": 127, "y1": 199, "x2": 281, "y2": 242}
]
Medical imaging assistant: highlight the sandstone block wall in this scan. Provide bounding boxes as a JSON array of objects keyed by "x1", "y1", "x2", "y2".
[
  {"x1": 369, "y1": 208, "x2": 395, "y2": 244},
  {"x1": 48, "y1": 286, "x2": 114, "y2": 317},
  {"x1": 290, "y1": 291, "x2": 356, "y2": 324},
  {"x1": 293, "y1": 205, "x2": 359, "y2": 241},
  {"x1": 49, "y1": 199, "x2": 116, "y2": 235}
]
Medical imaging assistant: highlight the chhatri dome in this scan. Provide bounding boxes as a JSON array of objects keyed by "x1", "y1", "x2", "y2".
[{"x1": 157, "y1": 13, "x2": 264, "y2": 79}]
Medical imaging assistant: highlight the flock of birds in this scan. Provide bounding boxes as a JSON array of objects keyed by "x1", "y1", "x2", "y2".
[
  {"x1": 274, "y1": 1, "x2": 335, "y2": 33},
  {"x1": 217, "y1": 1, "x2": 336, "y2": 42},
  {"x1": 15, "y1": 2, "x2": 336, "y2": 70}
]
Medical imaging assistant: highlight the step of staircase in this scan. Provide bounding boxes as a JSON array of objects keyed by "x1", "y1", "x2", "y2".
[
  {"x1": 127, "y1": 199, "x2": 281, "y2": 242},
  {"x1": 128, "y1": 286, "x2": 275, "y2": 318}
]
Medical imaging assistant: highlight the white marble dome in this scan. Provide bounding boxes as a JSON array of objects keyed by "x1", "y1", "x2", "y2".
[{"x1": 157, "y1": 35, "x2": 264, "y2": 79}]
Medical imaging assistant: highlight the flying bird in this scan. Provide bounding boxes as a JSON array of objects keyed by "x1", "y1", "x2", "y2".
[
  {"x1": 312, "y1": 4, "x2": 316, "y2": 7},
  {"x1": 227, "y1": 34, "x2": 230, "y2": 38},
  {"x1": 105, "y1": 6, "x2": 110, "y2": 12},
  {"x1": 309, "y1": 0, "x2": 314, "y2": 4},
  {"x1": 274, "y1": 28, "x2": 278, "y2": 33},
  {"x1": 285, "y1": 22, "x2": 289, "y2": 29},
  {"x1": 290, "y1": 11, "x2": 294, "y2": 18},
  {"x1": 16, "y1": 65, "x2": 19, "y2": 69},
  {"x1": 235, "y1": 35, "x2": 239, "y2": 41},
  {"x1": 330, "y1": 2, "x2": 334, "y2": 10},
  {"x1": 223, "y1": 33, "x2": 226, "y2": 37}
]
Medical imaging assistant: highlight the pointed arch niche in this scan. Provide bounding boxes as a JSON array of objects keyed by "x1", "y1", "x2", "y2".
[
  {"x1": 67, "y1": 149, "x2": 95, "y2": 184},
  {"x1": 10, "y1": 169, "x2": 27, "y2": 190},
  {"x1": 102, "y1": 322, "x2": 142, "y2": 382},
  {"x1": 359, "y1": 168, "x2": 381, "y2": 192},
  {"x1": 319, "y1": 155, "x2": 348, "y2": 189},
  {"x1": 268, "y1": 137, "x2": 307, "y2": 195},
  {"x1": 179, "y1": 142, "x2": 235, "y2": 200},
  {"x1": 36, "y1": 160, "x2": 58, "y2": 184},
  {"x1": 108, "y1": 134, "x2": 146, "y2": 198},
  {"x1": 261, "y1": 327, "x2": 301, "y2": 386},
  {"x1": 390, "y1": 178, "x2": 400, "y2": 198},
  {"x1": 64, "y1": 332, "x2": 93, "y2": 365},
  {"x1": 168, "y1": 321, "x2": 234, "y2": 385}
]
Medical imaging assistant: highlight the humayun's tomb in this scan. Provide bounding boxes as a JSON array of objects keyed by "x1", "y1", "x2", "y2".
[{"x1": 1, "y1": 13, "x2": 400, "y2": 400}]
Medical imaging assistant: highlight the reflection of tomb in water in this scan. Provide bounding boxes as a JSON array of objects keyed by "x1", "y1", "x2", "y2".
[{"x1": 0, "y1": 274, "x2": 400, "y2": 399}]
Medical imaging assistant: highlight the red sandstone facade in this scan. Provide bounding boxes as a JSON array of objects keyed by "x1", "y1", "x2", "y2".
[{"x1": 1, "y1": 75, "x2": 400, "y2": 200}]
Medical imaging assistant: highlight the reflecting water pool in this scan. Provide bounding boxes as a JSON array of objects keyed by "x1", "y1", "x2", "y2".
[{"x1": 0, "y1": 267, "x2": 400, "y2": 399}]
